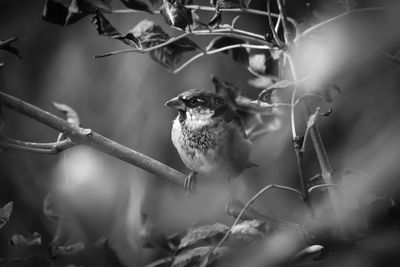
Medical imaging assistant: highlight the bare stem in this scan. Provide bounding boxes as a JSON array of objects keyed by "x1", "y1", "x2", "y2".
[
  {"x1": 174, "y1": 43, "x2": 271, "y2": 73},
  {"x1": 308, "y1": 184, "x2": 338, "y2": 194},
  {"x1": 214, "y1": 184, "x2": 304, "y2": 251},
  {"x1": 0, "y1": 91, "x2": 187, "y2": 186},
  {"x1": 267, "y1": 0, "x2": 284, "y2": 47},
  {"x1": 276, "y1": 0, "x2": 291, "y2": 43}
]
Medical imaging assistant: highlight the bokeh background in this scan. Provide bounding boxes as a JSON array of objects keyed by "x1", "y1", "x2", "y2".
[{"x1": 1, "y1": 0, "x2": 400, "y2": 266}]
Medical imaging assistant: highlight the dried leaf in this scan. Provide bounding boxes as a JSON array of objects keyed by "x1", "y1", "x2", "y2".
[
  {"x1": 52, "y1": 242, "x2": 85, "y2": 256},
  {"x1": 207, "y1": 37, "x2": 249, "y2": 66},
  {"x1": 160, "y1": 0, "x2": 193, "y2": 30},
  {"x1": 0, "y1": 37, "x2": 22, "y2": 59},
  {"x1": 42, "y1": 0, "x2": 111, "y2": 26},
  {"x1": 178, "y1": 223, "x2": 228, "y2": 250},
  {"x1": 91, "y1": 10, "x2": 141, "y2": 48},
  {"x1": 53, "y1": 102, "x2": 81, "y2": 126},
  {"x1": 172, "y1": 246, "x2": 229, "y2": 267},
  {"x1": 10, "y1": 232, "x2": 41, "y2": 246},
  {"x1": 210, "y1": 0, "x2": 249, "y2": 10},
  {"x1": 119, "y1": 0, "x2": 153, "y2": 13}
]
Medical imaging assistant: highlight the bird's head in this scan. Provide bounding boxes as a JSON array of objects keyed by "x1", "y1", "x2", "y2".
[{"x1": 165, "y1": 89, "x2": 230, "y2": 126}]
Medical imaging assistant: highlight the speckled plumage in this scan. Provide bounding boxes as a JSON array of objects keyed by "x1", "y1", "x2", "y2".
[{"x1": 168, "y1": 89, "x2": 252, "y2": 181}]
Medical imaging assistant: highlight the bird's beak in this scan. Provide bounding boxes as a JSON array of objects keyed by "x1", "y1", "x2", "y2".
[{"x1": 165, "y1": 96, "x2": 185, "y2": 110}]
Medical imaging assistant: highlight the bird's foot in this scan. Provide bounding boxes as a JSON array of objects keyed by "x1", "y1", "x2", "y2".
[{"x1": 184, "y1": 172, "x2": 197, "y2": 197}]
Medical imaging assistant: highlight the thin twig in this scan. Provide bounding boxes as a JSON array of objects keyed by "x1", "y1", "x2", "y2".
[
  {"x1": 214, "y1": 184, "x2": 304, "y2": 252},
  {"x1": 267, "y1": 0, "x2": 284, "y2": 47},
  {"x1": 308, "y1": 184, "x2": 338, "y2": 194},
  {"x1": 276, "y1": 0, "x2": 291, "y2": 43},
  {"x1": 0, "y1": 91, "x2": 187, "y2": 186},
  {"x1": 295, "y1": 7, "x2": 389, "y2": 42},
  {"x1": 0, "y1": 136, "x2": 73, "y2": 154},
  {"x1": 174, "y1": 43, "x2": 271, "y2": 73}
]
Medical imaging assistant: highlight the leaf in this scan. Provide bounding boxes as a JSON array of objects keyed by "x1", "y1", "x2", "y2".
[
  {"x1": 119, "y1": 0, "x2": 153, "y2": 13},
  {"x1": 248, "y1": 76, "x2": 276, "y2": 89},
  {"x1": 249, "y1": 54, "x2": 268, "y2": 75},
  {"x1": 207, "y1": 37, "x2": 249, "y2": 66},
  {"x1": 139, "y1": 214, "x2": 168, "y2": 250},
  {"x1": 210, "y1": 0, "x2": 249, "y2": 10},
  {"x1": 160, "y1": 0, "x2": 193, "y2": 30},
  {"x1": 10, "y1": 232, "x2": 41, "y2": 246},
  {"x1": 43, "y1": 194, "x2": 61, "y2": 221},
  {"x1": 129, "y1": 20, "x2": 200, "y2": 70},
  {"x1": 52, "y1": 242, "x2": 85, "y2": 256},
  {"x1": 172, "y1": 246, "x2": 229, "y2": 267},
  {"x1": 0, "y1": 202, "x2": 13, "y2": 223},
  {"x1": 258, "y1": 80, "x2": 294, "y2": 103},
  {"x1": 0, "y1": 37, "x2": 22, "y2": 59},
  {"x1": 91, "y1": 10, "x2": 141, "y2": 48},
  {"x1": 53, "y1": 102, "x2": 81, "y2": 126},
  {"x1": 42, "y1": 0, "x2": 111, "y2": 26},
  {"x1": 95, "y1": 237, "x2": 124, "y2": 267},
  {"x1": 231, "y1": 220, "x2": 265, "y2": 242},
  {"x1": 178, "y1": 223, "x2": 228, "y2": 251}
]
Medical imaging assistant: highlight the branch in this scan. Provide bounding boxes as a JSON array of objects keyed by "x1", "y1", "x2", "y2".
[
  {"x1": 173, "y1": 43, "x2": 271, "y2": 73},
  {"x1": 95, "y1": 29, "x2": 271, "y2": 58},
  {"x1": 295, "y1": 7, "x2": 389, "y2": 42},
  {"x1": 0, "y1": 91, "x2": 187, "y2": 185},
  {"x1": 214, "y1": 184, "x2": 304, "y2": 252},
  {"x1": 0, "y1": 136, "x2": 73, "y2": 154},
  {"x1": 276, "y1": 0, "x2": 291, "y2": 43},
  {"x1": 109, "y1": 5, "x2": 299, "y2": 29},
  {"x1": 267, "y1": 0, "x2": 284, "y2": 47},
  {"x1": 308, "y1": 184, "x2": 338, "y2": 194}
]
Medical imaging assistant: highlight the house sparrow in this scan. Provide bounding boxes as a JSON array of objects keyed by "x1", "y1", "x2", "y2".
[{"x1": 165, "y1": 89, "x2": 253, "y2": 194}]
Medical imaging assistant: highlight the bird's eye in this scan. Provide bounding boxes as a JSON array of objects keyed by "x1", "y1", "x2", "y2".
[{"x1": 189, "y1": 98, "x2": 197, "y2": 105}]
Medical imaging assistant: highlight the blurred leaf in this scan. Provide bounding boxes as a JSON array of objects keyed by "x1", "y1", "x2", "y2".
[
  {"x1": 160, "y1": 0, "x2": 193, "y2": 30},
  {"x1": 249, "y1": 54, "x2": 268, "y2": 75},
  {"x1": 293, "y1": 245, "x2": 324, "y2": 262},
  {"x1": 91, "y1": 10, "x2": 141, "y2": 48},
  {"x1": 211, "y1": 76, "x2": 241, "y2": 105},
  {"x1": 207, "y1": 37, "x2": 249, "y2": 66},
  {"x1": 0, "y1": 62, "x2": 4, "y2": 70},
  {"x1": 248, "y1": 76, "x2": 276, "y2": 89},
  {"x1": 95, "y1": 237, "x2": 124, "y2": 267},
  {"x1": 320, "y1": 108, "x2": 333, "y2": 117},
  {"x1": 52, "y1": 242, "x2": 85, "y2": 256},
  {"x1": 0, "y1": 202, "x2": 13, "y2": 222},
  {"x1": 140, "y1": 214, "x2": 169, "y2": 250},
  {"x1": 178, "y1": 223, "x2": 228, "y2": 251},
  {"x1": 210, "y1": 0, "x2": 249, "y2": 10},
  {"x1": 172, "y1": 246, "x2": 229, "y2": 267},
  {"x1": 231, "y1": 220, "x2": 265, "y2": 242},
  {"x1": 10, "y1": 232, "x2": 41, "y2": 246},
  {"x1": 258, "y1": 80, "x2": 294, "y2": 103},
  {"x1": 0, "y1": 37, "x2": 22, "y2": 59},
  {"x1": 42, "y1": 0, "x2": 111, "y2": 26},
  {"x1": 53, "y1": 102, "x2": 81, "y2": 126},
  {"x1": 119, "y1": 0, "x2": 154, "y2": 13},
  {"x1": 43, "y1": 194, "x2": 61, "y2": 221},
  {"x1": 307, "y1": 108, "x2": 319, "y2": 129}
]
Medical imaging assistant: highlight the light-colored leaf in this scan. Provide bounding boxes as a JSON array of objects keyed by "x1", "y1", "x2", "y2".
[
  {"x1": 52, "y1": 241, "x2": 85, "y2": 256},
  {"x1": 172, "y1": 246, "x2": 229, "y2": 267},
  {"x1": 178, "y1": 223, "x2": 228, "y2": 250},
  {"x1": 10, "y1": 232, "x2": 41, "y2": 246},
  {"x1": 231, "y1": 219, "x2": 264, "y2": 242},
  {"x1": 53, "y1": 102, "x2": 80, "y2": 126},
  {"x1": 0, "y1": 202, "x2": 13, "y2": 221}
]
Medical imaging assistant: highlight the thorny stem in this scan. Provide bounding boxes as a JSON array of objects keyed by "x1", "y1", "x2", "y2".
[
  {"x1": 174, "y1": 43, "x2": 271, "y2": 73},
  {"x1": 0, "y1": 91, "x2": 187, "y2": 186},
  {"x1": 213, "y1": 184, "x2": 304, "y2": 252}
]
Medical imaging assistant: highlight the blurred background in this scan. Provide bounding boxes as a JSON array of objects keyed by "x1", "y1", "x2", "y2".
[{"x1": 1, "y1": 0, "x2": 400, "y2": 266}]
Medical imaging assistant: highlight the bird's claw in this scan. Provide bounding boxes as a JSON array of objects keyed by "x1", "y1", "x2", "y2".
[{"x1": 184, "y1": 172, "x2": 197, "y2": 197}]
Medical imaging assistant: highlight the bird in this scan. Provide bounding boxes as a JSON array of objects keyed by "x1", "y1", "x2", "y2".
[{"x1": 165, "y1": 89, "x2": 253, "y2": 194}]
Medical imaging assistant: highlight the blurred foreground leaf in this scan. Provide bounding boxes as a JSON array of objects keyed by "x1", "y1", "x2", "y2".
[
  {"x1": 0, "y1": 37, "x2": 22, "y2": 59},
  {"x1": 207, "y1": 37, "x2": 249, "y2": 66},
  {"x1": 10, "y1": 232, "x2": 41, "y2": 246},
  {"x1": 178, "y1": 223, "x2": 228, "y2": 251}
]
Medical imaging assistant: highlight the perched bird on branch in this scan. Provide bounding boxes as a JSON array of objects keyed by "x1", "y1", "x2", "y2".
[{"x1": 165, "y1": 89, "x2": 254, "y2": 194}]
